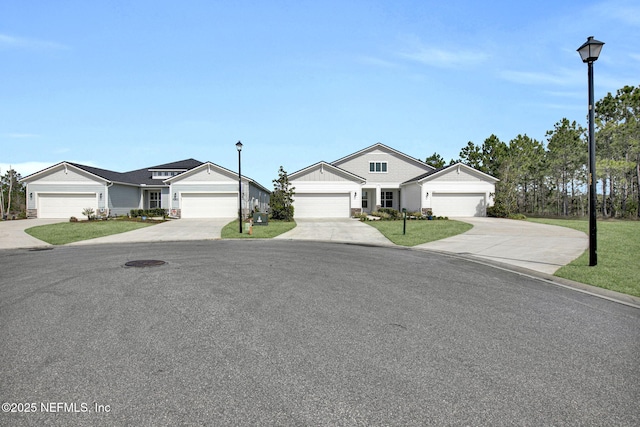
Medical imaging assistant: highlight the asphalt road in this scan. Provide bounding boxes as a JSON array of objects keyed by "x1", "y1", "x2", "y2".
[{"x1": 1, "y1": 241, "x2": 638, "y2": 426}]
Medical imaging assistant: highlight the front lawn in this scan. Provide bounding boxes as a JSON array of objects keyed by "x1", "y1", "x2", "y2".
[
  {"x1": 221, "y1": 220, "x2": 296, "y2": 239},
  {"x1": 528, "y1": 218, "x2": 640, "y2": 297},
  {"x1": 365, "y1": 219, "x2": 472, "y2": 246},
  {"x1": 25, "y1": 219, "x2": 156, "y2": 245}
]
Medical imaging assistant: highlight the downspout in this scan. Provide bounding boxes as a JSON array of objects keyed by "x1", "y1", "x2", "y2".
[{"x1": 105, "y1": 182, "x2": 113, "y2": 216}]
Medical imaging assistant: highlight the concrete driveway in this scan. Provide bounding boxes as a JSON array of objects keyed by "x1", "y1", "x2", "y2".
[
  {"x1": 0, "y1": 219, "x2": 65, "y2": 249},
  {"x1": 1, "y1": 217, "x2": 587, "y2": 277},
  {"x1": 67, "y1": 218, "x2": 234, "y2": 246},
  {"x1": 416, "y1": 217, "x2": 588, "y2": 274},
  {"x1": 0, "y1": 218, "x2": 233, "y2": 249},
  {"x1": 274, "y1": 218, "x2": 392, "y2": 246}
]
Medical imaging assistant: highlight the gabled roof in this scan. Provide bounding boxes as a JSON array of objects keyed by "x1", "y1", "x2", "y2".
[
  {"x1": 402, "y1": 162, "x2": 499, "y2": 184},
  {"x1": 148, "y1": 158, "x2": 203, "y2": 170},
  {"x1": 164, "y1": 161, "x2": 271, "y2": 193},
  {"x1": 21, "y1": 159, "x2": 206, "y2": 186},
  {"x1": 67, "y1": 162, "x2": 134, "y2": 184},
  {"x1": 289, "y1": 161, "x2": 367, "y2": 183},
  {"x1": 20, "y1": 162, "x2": 112, "y2": 183},
  {"x1": 332, "y1": 142, "x2": 435, "y2": 171}
]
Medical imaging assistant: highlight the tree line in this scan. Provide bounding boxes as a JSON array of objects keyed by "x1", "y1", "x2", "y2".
[
  {"x1": 426, "y1": 84, "x2": 640, "y2": 219},
  {"x1": 1, "y1": 168, "x2": 25, "y2": 219}
]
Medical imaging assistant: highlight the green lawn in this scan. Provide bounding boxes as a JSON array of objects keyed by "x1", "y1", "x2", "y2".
[
  {"x1": 365, "y1": 219, "x2": 472, "y2": 246},
  {"x1": 221, "y1": 220, "x2": 296, "y2": 239},
  {"x1": 528, "y1": 218, "x2": 640, "y2": 297},
  {"x1": 25, "y1": 220, "x2": 155, "y2": 245}
]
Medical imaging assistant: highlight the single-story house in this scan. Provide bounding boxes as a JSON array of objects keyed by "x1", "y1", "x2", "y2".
[
  {"x1": 288, "y1": 143, "x2": 498, "y2": 218},
  {"x1": 20, "y1": 159, "x2": 270, "y2": 219}
]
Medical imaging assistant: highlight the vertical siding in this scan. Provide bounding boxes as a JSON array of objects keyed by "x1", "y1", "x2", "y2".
[{"x1": 109, "y1": 185, "x2": 141, "y2": 216}]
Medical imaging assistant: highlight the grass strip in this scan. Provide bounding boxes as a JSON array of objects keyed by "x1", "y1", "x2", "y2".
[
  {"x1": 221, "y1": 220, "x2": 296, "y2": 239},
  {"x1": 528, "y1": 218, "x2": 640, "y2": 297},
  {"x1": 25, "y1": 220, "x2": 155, "y2": 245},
  {"x1": 365, "y1": 219, "x2": 472, "y2": 246}
]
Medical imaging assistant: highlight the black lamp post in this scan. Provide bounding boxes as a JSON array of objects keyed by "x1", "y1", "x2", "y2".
[
  {"x1": 236, "y1": 140, "x2": 243, "y2": 233},
  {"x1": 577, "y1": 36, "x2": 604, "y2": 267}
]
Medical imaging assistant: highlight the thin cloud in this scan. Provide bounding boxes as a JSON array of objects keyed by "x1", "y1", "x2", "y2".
[
  {"x1": 0, "y1": 33, "x2": 69, "y2": 50},
  {"x1": 499, "y1": 68, "x2": 579, "y2": 86},
  {"x1": 400, "y1": 47, "x2": 489, "y2": 68},
  {"x1": 593, "y1": 0, "x2": 640, "y2": 26}
]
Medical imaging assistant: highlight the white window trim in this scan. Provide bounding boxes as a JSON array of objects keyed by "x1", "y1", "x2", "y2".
[{"x1": 369, "y1": 161, "x2": 388, "y2": 173}]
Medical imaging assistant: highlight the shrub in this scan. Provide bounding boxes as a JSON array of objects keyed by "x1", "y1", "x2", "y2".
[
  {"x1": 353, "y1": 212, "x2": 369, "y2": 221},
  {"x1": 508, "y1": 213, "x2": 527, "y2": 220},
  {"x1": 377, "y1": 207, "x2": 401, "y2": 219},
  {"x1": 69, "y1": 216, "x2": 78, "y2": 222},
  {"x1": 486, "y1": 205, "x2": 508, "y2": 218},
  {"x1": 82, "y1": 207, "x2": 95, "y2": 220}
]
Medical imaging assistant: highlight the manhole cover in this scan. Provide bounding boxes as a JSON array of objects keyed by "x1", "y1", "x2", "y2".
[{"x1": 125, "y1": 260, "x2": 166, "y2": 268}]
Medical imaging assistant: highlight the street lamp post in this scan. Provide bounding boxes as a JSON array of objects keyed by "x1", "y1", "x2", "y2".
[
  {"x1": 577, "y1": 36, "x2": 604, "y2": 267},
  {"x1": 236, "y1": 140, "x2": 243, "y2": 233}
]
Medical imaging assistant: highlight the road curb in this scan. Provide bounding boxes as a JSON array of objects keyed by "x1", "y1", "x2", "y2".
[{"x1": 412, "y1": 246, "x2": 640, "y2": 309}]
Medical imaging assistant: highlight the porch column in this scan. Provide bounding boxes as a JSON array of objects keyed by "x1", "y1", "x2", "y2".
[{"x1": 375, "y1": 185, "x2": 381, "y2": 210}]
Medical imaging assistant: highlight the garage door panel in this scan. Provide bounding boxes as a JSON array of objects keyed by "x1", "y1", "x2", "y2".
[
  {"x1": 181, "y1": 193, "x2": 237, "y2": 218},
  {"x1": 431, "y1": 193, "x2": 486, "y2": 217},
  {"x1": 294, "y1": 193, "x2": 350, "y2": 218},
  {"x1": 38, "y1": 193, "x2": 97, "y2": 219}
]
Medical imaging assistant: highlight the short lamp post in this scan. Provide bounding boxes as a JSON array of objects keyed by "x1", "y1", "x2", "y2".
[
  {"x1": 577, "y1": 36, "x2": 604, "y2": 267},
  {"x1": 236, "y1": 140, "x2": 243, "y2": 233}
]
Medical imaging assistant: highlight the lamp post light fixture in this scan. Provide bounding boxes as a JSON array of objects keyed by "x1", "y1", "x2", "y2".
[
  {"x1": 236, "y1": 141, "x2": 243, "y2": 233},
  {"x1": 577, "y1": 36, "x2": 604, "y2": 266}
]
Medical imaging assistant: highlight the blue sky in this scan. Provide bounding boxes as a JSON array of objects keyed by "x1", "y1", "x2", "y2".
[{"x1": 2, "y1": 0, "x2": 639, "y2": 187}]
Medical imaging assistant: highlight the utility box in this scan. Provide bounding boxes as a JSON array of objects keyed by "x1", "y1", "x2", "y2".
[{"x1": 253, "y1": 212, "x2": 268, "y2": 225}]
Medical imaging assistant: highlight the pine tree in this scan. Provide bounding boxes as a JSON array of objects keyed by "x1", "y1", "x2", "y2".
[{"x1": 269, "y1": 166, "x2": 295, "y2": 221}]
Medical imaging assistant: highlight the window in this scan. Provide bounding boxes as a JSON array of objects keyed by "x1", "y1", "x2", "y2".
[
  {"x1": 149, "y1": 192, "x2": 161, "y2": 209},
  {"x1": 381, "y1": 191, "x2": 393, "y2": 208},
  {"x1": 362, "y1": 191, "x2": 368, "y2": 209},
  {"x1": 369, "y1": 161, "x2": 388, "y2": 173}
]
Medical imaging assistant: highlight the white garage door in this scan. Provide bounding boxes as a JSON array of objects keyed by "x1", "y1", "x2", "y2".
[
  {"x1": 431, "y1": 193, "x2": 486, "y2": 217},
  {"x1": 38, "y1": 193, "x2": 97, "y2": 219},
  {"x1": 294, "y1": 193, "x2": 350, "y2": 218},
  {"x1": 181, "y1": 193, "x2": 237, "y2": 218}
]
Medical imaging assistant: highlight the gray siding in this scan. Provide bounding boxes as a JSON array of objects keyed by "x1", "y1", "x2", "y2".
[
  {"x1": 109, "y1": 184, "x2": 141, "y2": 215},
  {"x1": 294, "y1": 167, "x2": 358, "y2": 182},
  {"x1": 248, "y1": 182, "x2": 270, "y2": 213},
  {"x1": 431, "y1": 167, "x2": 486, "y2": 182},
  {"x1": 334, "y1": 148, "x2": 431, "y2": 184}
]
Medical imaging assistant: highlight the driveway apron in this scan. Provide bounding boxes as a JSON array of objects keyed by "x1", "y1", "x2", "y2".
[
  {"x1": 0, "y1": 219, "x2": 65, "y2": 249},
  {"x1": 416, "y1": 217, "x2": 588, "y2": 274},
  {"x1": 66, "y1": 218, "x2": 234, "y2": 246},
  {"x1": 274, "y1": 218, "x2": 392, "y2": 246}
]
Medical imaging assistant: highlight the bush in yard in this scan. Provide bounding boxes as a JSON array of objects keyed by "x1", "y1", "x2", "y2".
[
  {"x1": 378, "y1": 207, "x2": 401, "y2": 219},
  {"x1": 82, "y1": 207, "x2": 95, "y2": 220},
  {"x1": 353, "y1": 212, "x2": 369, "y2": 221}
]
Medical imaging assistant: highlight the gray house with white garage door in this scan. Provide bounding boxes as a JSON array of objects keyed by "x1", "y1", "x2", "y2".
[
  {"x1": 289, "y1": 143, "x2": 498, "y2": 218},
  {"x1": 20, "y1": 159, "x2": 269, "y2": 219}
]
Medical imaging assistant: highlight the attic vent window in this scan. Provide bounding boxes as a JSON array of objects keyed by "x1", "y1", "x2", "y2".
[{"x1": 369, "y1": 161, "x2": 388, "y2": 173}]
